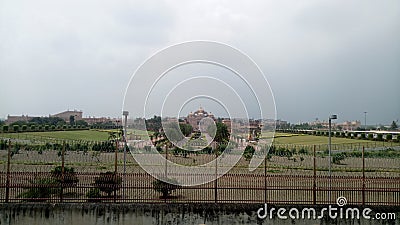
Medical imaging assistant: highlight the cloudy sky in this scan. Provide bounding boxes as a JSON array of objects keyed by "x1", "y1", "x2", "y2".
[{"x1": 0, "y1": 0, "x2": 399, "y2": 125}]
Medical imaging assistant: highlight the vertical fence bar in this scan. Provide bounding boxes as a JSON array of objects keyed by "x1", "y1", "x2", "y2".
[
  {"x1": 362, "y1": 145, "x2": 365, "y2": 206},
  {"x1": 214, "y1": 145, "x2": 218, "y2": 203},
  {"x1": 264, "y1": 155, "x2": 267, "y2": 203},
  {"x1": 60, "y1": 141, "x2": 65, "y2": 202},
  {"x1": 313, "y1": 145, "x2": 316, "y2": 205},
  {"x1": 114, "y1": 140, "x2": 118, "y2": 203},
  {"x1": 5, "y1": 140, "x2": 11, "y2": 203}
]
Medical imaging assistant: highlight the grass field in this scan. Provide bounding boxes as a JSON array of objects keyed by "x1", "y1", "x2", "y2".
[
  {"x1": 0, "y1": 130, "x2": 111, "y2": 141},
  {"x1": 0, "y1": 129, "x2": 153, "y2": 142},
  {"x1": 272, "y1": 132, "x2": 378, "y2": 145}
]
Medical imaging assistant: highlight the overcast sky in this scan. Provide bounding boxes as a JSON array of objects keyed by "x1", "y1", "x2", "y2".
[{"x1": 0, "y1": 0, "x2": 399, "y2": 125}]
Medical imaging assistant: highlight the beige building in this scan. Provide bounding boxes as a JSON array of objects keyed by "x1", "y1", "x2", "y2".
[
  {"x1": 51, "y1": 110, "x2": 83, "y2": 122},
  {"x1": 186, "y1": 107, "x2": 215, "y2": 130}
]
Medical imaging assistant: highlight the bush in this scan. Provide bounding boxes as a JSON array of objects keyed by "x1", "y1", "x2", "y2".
[
  {"x1": 386, "y1": 134, "x2": 392, "y2": 141},
  {"x1": 18, "y1": 176, "x2": 59, "y2": 201},
  {"x1": 50, "y1": 166, "x2": 79, "y2": 187},
  {"x1": 377, "y1": 134, "x2": 383, "y2": 141},
  {"x1": 153, "y1": 177, "x2": 179, "y2": 199},
  {"x1": 94, "y1": 172, "x2": 122, "y2": 197},
  {"x1": 367, "y1": 133, "x2": 373, "y2": 140},
  {"x1": 86, "y1": 188, "x2": 102, "y2": 202},
  {"x1": 332, "y1": 153, "x2": 346, "y2": 164},
  {"x1": 13, "y1": 125, "x2": 19, "y2": 132},
  {"x1": 2, "y1": 125, "x2": 8, "y2": 132}
]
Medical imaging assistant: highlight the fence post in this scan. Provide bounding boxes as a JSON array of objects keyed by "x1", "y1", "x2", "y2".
[
  {"x1": 362, "y1": 145, "x2": 365, "y2": 206},
  {"x1": 114, "y1": 139, "x2": 118, "y2": 203},
  {"x1": 264, "y1": 153, "x2": 267, "y2": 203},
  {"x1": 5, "y1": 140, "x2": 11, "y2": 203},
  {"x1": 313, "y1": 145, "x2": 316, "y2": 205},
  {"x1": 214, "y1": 144, "x2": 218, "y2": 203},
  {"x1": 60, "y1": 141, "x2": 65, "y2": 202}
]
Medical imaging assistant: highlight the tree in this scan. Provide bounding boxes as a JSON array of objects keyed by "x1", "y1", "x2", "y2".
[
  {"x1": 390, "y1": 121, "x2": 398, "y2": 130},
  {"x1": 211, "y1": 122, "x2": 230, "y2": 144},
  {"x1": 179, "y1": 123, "x2": 193, "y2": 136},
  {"x1": 243, "y1": 145, "x2": 255, "y2": 160},
  {"x1": 3, "y1": 125, "x2": 8, "y2": 132},
  {"x1": 30, "y1": 124, "x2": 36, "y2": 131}
]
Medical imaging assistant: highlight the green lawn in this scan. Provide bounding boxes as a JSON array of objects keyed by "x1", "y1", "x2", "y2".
[
  {"x1": 272, "y1": 132, "x2": 379, "y2": 145},
  {"x1": 1, "y1": 130, "x2": 110, "y2": 141},
  {"x1": 0, "y1": 129, "x2": 153, "y2": 142}
]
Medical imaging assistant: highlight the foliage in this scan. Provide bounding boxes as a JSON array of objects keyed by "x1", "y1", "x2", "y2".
[
  {"x1": 18, "y1": 176, "x2": 59, "y2": 201},
  {"x1": 332, "y1": 153, "x2": 346, "y2": 164},
  {"x1": 86, "y1": 188, "x2": 102, "y2": 202},
  {"x1": 153, "y1": 177, "x2": 179, "y2": 199},
  {"x1": 29, "y1": 117, "x2": 66, "y2": 126},
  {"x1": 179, "y1": 123, "x2": 193, "y2": 136},
  {"x1": 2, "y1": 125, "x2": 8, "y2": 132},
  {"x1": 386, "y1": 134, "x2": 392, "y2": 141},
  {"x1": 243, "y1": 145, "x2": 255, "y2": 160},
  {"x1": 93, "y1": 172, "x2": 122, "y2": 197},
  {"x1": 211, "y1": 122, "x2": 230, "y2": 144},
  {"x1": 50, "y1": 166, "x2": 79, "y2": 187},
  {"x1": 13, "y1": 125, "x2": 19, "y2": 132},
  {"x1": 390, "y1": 121, "x2": 398, "y2": 130},
  {"x1": 145, "y1": 115, "x2": 162, "y2": 132}
]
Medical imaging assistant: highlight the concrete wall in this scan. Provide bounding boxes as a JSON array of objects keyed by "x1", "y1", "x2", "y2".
[{"x1": 0, "y1": 203, "x2": 399, "y2": 225}]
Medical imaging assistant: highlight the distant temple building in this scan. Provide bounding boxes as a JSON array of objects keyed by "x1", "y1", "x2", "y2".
[{"x1": 186, "y1": 107, "x2": 215, "y2": 130}]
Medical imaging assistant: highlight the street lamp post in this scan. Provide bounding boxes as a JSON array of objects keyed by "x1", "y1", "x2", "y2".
[
  {"x1": 328, "y1": 114, "x2": 337, "y2": 203},
  {"x1": 364, "y1": 112, "x2": 367, "y2": 130}
]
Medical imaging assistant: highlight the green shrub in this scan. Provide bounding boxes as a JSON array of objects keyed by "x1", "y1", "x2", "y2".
[
  {"x1": 86, "y1": 188, "x2": 102, "y2": 202},
  {"x1": 332, "y1": 153, "x2": 346, "y2": 164},
  {"x1": 94, "y1": 172, "x2": 122, "y2": 197},
  {"x1": 153, "y1": 177, "x2": 179, "y2": 199},
  {"x1": 2, "y1": 125, "x2": 8, "y2": 132},
  {"x1": 18, "y1": 176, "x2": 59, "y2": 201},
  {"x1": 13, "y1": 125, "x2": 19, "y2": 132},
  {"x1": 50, "y1": 166, "x2": 79, "y2": 187},
  {"x1": 386, "y1": 134, "x2": 392, "y2": 141}
]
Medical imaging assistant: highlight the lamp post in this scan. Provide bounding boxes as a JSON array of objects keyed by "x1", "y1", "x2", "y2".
[
  {"x1": 328, "y1": 114, "x2": 337, "y2": 177},
  {"x1": 364, "y1": 112, "x2": 367, "y2": 130},
  {"x1": 328, "y1": 114, "x2": 337, "y2": 203}
]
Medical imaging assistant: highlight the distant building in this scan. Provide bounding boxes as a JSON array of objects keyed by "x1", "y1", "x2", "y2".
[
  {"x1": 338, "y1": 120, "x2": 361, "y2": 131},
  {"x1": 5, "y1": 110, "x2": 119, "y2": 125},
  {"x1": 51, "y1": 110, "x2": 82, "y2": 122},
  {"x1": 5, "y1": 115, "x2": 35, "y2": 124},
  {"x1": 186, "y1": 107, "x2": 215, "y2": 130}
]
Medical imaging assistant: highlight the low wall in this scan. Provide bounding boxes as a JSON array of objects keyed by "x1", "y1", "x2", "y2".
[{"x1": 0, "y1": 203, "x2": 399, "y2": 225}]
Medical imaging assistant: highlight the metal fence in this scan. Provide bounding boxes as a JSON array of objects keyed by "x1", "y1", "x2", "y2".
[
  {"x1": 0, "y1": 172, "x2": 399, "y2": 205},
  {"x1": 0, "y1": 140, "x2": 399, "y2": 205}
]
